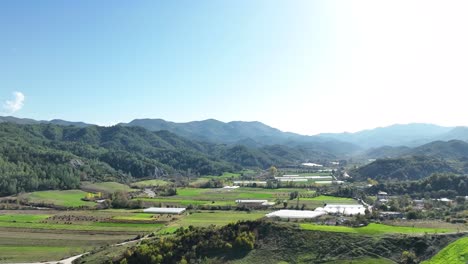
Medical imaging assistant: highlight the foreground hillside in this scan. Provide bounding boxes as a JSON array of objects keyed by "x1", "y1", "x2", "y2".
[{"x1": 81, "y1": 220, "x2": 465, "y2": 264}]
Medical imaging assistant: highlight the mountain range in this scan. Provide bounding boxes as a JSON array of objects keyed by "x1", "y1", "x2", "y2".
[
  {"x1": 120, "y1": 119, "x2": 468, "y2": 150},
  {"x1": 4, "y1": 116, "x2": 468, "y2": 151},
  {"x1": 3, "y1": 115, "x2": 468, "y2": 194}
]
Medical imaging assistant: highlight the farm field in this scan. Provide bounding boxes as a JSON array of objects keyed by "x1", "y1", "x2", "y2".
[
  {"x1": 422, "y1": 236, "x2": 468, "y2": 264},
  {"x1": 130, "y1": 179, "x2": 170, "y2": 188},
  {"x1": 20, "y1": 190, "x2": 96, "y2": 208},
  {"x1": 168, "y1": 210, "x2": 266, "y2": 228},
  {"x1": 383, "y1": 219, "x2": 468, "y2": 232},
  {"x1": 294, "y1": 195, "x2": 358, "y2": 209},
  {"x1": 0, "y1": 207, "x2": 268, "y2": 262},
  {"x1": 133, "y1": 187, "x2": 318, "y2": 208},
  {"x1": 0, "y1": 209, "x2": 166, "y2": 263},
  {"x1": 81, "y1": 181, "x2": 137, "y2": 193},
  {"x1": 300, "y1": 223, "x2": 453, "y2": 235}
]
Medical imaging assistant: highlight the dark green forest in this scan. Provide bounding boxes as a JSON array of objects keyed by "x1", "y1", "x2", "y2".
[
  {"x1": 0, "y1": 123, "x2": 317, "y2": 195},
  {"x1": 369, "y1": 173, "x2": 468, "y2": 198},
  {"x1": 350, "y1": 156, "x2": 460, "y2": 181}
]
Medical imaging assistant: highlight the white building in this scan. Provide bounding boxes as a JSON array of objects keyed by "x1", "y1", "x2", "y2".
[
  {"x1": 143, "y1": 207, "x2": 186, "y2": 214},
  {"x1": 377, "y1": 191, "x2": 388, "y2": 201},
  {"x1": 320, "y1": 204, "x2": 366, "y2": 216},
  {"x1": 235, "y1": 200, "x2": 275, "y2": 206}
]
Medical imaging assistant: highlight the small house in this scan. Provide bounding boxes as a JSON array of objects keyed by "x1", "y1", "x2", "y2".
[{"x1": 377, "y1": 191, "x2": 388, "y2": 201}]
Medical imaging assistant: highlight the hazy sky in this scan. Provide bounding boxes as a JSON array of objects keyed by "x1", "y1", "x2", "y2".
[{"x1": 1, "y1": 1, "x2": 468, "y2": 135}]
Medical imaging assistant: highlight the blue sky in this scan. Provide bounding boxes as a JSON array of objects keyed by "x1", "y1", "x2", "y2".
[{"x1": 2, "y1": 1, "x2": 468, "y2": 134}]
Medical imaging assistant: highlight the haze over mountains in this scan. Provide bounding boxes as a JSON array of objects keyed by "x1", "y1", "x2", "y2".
[
  {"x1": 3, "y1": 116, "x2": 468, "y2": 151},
  {"x1": 120, "y1": 119, "x2": 468, "y2": 150}
]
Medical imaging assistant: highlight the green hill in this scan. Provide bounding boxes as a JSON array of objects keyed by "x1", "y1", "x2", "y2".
[
  {"x1": 0, "y1": 122, "x2": 334, "y2": 195},
  {"x1": 84, "y1": 221, "x2": 464, "y2": 264},
  {"x1": 350, "y1": 156, "x2": 458, "y2": 181}
]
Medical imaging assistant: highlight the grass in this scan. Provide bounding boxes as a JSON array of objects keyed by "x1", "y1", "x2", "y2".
[
  {"x1": 0, "y1": 212, "x2": 163, "y2": 232},
  {"x1": 23, "y1": 190, "x2": 96, "y2": 207},
  {"x1": 112, "y1": 213, "x2": 155, "y2": 221},
  {"x1": 136, "y1": 197, "x2": 236, "y2": 206},
  {"x1": 300, "y1": 223, "x2": 452, "y2": 235},
  {"x1": 135, "y1": 187, "x2": 322, "y2": 209},
  {"x1": 0, "y1": 214, "x2": 50, "y2": 222},
  {"x1": 0, "y1": 245, "x2": 87, "y2": 263},
  {"x1": 0, "y1": 218, "x2": 162, "y2": 232},
  {"x1": 172, "y1": 210, "x2": 265, "y2": 227},
  {"x1": 0, "y1": 210, "x2": 168, "y2": 263},
  {"x1": 131, "y1": 179, "x2": 170, "y2": 188},
  {"x1": 422, "y1": 237, "x2": 468, "y2": 264},
  {"x1": 81, "y1": 181, "x2": 136, "y2": 193},
  {"x1": 301, "y1": 195, "x2": 356, "y2": 202}
]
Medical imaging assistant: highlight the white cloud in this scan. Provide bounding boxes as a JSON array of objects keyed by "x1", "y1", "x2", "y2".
[{"x1": 3, "y1": 91, "x2": 25, "y2": 114}]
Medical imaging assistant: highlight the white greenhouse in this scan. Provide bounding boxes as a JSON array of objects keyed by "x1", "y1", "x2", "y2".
[{"x1": 143, "y1": 207, "x2": 186, "y2": 214}]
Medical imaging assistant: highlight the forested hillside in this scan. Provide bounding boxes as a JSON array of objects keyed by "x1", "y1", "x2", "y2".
[
  {"x1": 0, "y1": 123, "x2": 327, "y2": 195},
  {"x1": 113, "y1": 220, "x2": 462, "y2": 264},
  {"x1": 369, "y1": 173, "x2": 468, "y2": 198},
  {"x1": 350, "y1": 156, "x2": 459, "y2": 181}
]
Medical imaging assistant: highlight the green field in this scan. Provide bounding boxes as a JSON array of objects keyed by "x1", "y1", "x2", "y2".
[
  {"x1": 0, "y1": 245, "x2": 87, "y2": 263},
  {"x1": 422, "y1": 237, "x2": 468, "y2": 264},
  {"x1": 81, "y1": 181, "x2": 136, "y2": 193},
  {"x1": 0, "y1": 210, "x2": 167, "y2": 263},
  {"x1": 131, "y1": 179, "x2": 170, "y2": 188},
  {"x1": 171, "y1": 210, "x2": 266, "y2": 227},
  {"x1": 300, "y1": 223, "x2": 452, "y2": 235},
  {"x1": 302, "y1": 195, "x2": 355, "y2": 202},
  {"x1": 112, "y1": 213, "x2": 155, "y2": 221},
  {"x1": 135, "y1": 187, "x2": 325, "y2": 209},
  {"x1": 22, "y1": 190, "x2": 96, "y2": 208},
  {"x1": 0, "y1": 214, "x2": 162, "y2": 232}
]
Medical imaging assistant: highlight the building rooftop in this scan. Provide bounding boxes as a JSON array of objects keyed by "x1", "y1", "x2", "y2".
[{"x1": 143, "y1": 207, "x2": 186, "y2": 214}]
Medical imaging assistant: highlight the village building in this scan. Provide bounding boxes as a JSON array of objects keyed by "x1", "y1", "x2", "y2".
[
  {"x1": 319, "y1": 204, "x2": 367, "y2": 216},
  {"x1": 379, "y1": 211, "x2": 404, "y2": 219},
  {"x1": 377, "y1": 191, "x2": 389, "y2": 201}
]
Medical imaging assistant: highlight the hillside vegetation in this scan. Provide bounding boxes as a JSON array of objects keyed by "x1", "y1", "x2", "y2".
[
  {"x1": 98, "y1": 221, "x2": 464, "y2": 264},
  {"x1": 351, "y1": 156, "x2": 458, "y2": 181},
  {"x1": 0, "y1": 123, "x2": 332, "y2": 195},
  {"x1": 422, "y1": 237, "x2": 468, "y2": 264}
]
